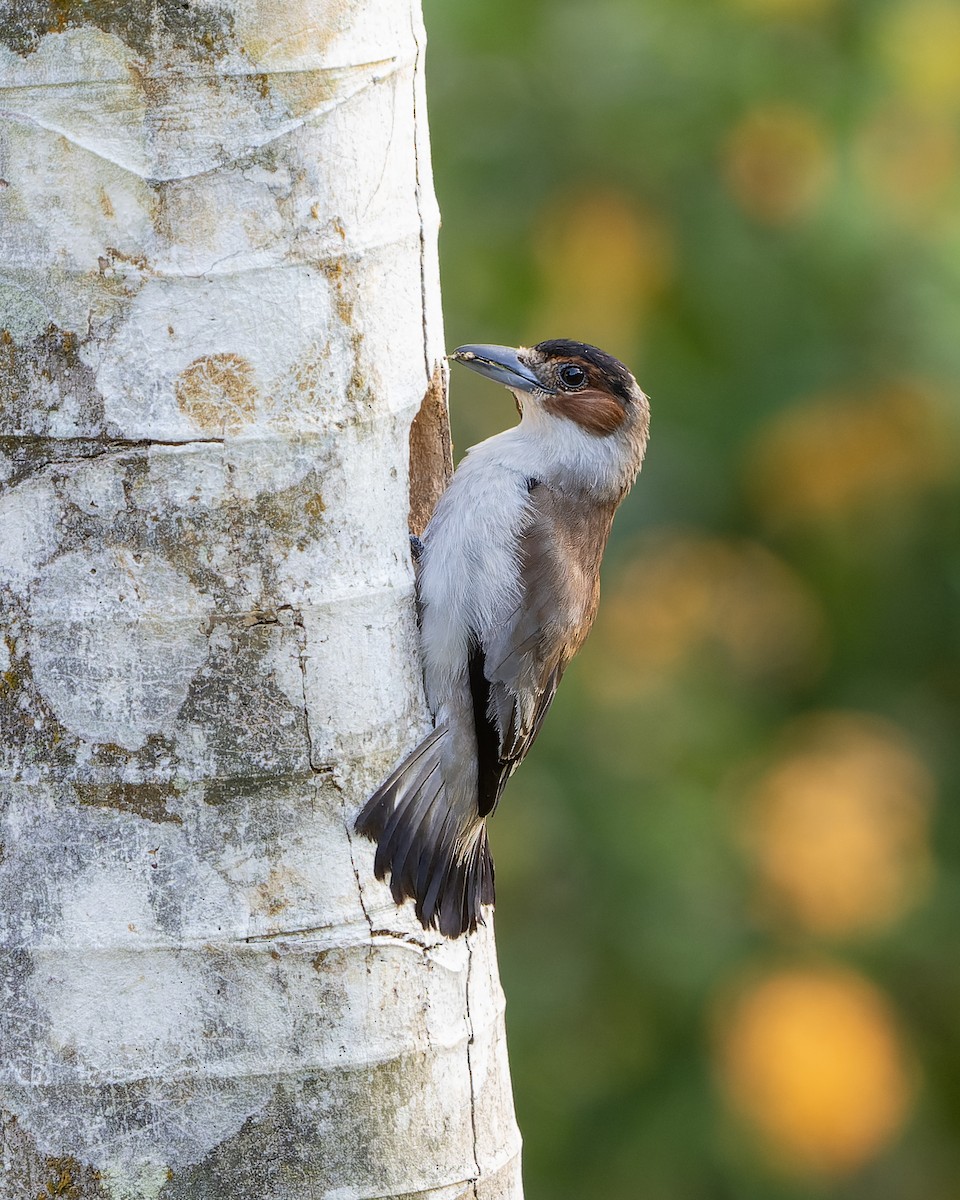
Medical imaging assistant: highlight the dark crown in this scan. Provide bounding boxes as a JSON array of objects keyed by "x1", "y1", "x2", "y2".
[{"x1": 534, "y1": 339, "x2": 637, "y2": 405}]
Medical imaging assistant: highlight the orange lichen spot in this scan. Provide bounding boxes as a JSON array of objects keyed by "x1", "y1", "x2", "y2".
[
  {"x1": 36, "y1": 1156, "x2": 86, "y2": 1199},
  {"x1": 722, "y1": 105, "x2": 833, "y2": 224},
  {"x1": 251, "y1": 865, "x2": 303, "y2": 921},
  {"x1": 746, "y1": 380, "x2": 957, "y2": 526},
  {"x1": 303, "y1": 493, "x2": 326, "y2": 521},
  {"x1": 266, "y1": 340, "x2": 344, "y2": 430},
  {"x1": 532, "y1": 190, "x2": 672, "y2": 351},
  {"x1": 744, "y1": 712, "x2": 935, "y2": 935},
  {"x1": 715, "y1": 965, "x2": 915, "y2": 1174},
  {"x1": 855, "y1": 103, "x2": 959, "y2": 222},
  {"x1": 269, "y1": 67, "x2": 341, "y2": 120},
  {"x1": 175, "y1": 353, "x2": 258, "y2": 433},
  {"x1": 588, "y1": 532, "x2": 826, "y2": 699},
  {"x1": 878, "y1": 0, "x2": 960, "y2": 111},
  {"x1": 233, "y1": 1, "x2": 341, "y2": 70}
]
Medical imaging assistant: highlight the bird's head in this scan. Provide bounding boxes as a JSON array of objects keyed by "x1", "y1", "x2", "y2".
[{"x1": 451, "y1": 339, "x2": 650, "y2": 493}]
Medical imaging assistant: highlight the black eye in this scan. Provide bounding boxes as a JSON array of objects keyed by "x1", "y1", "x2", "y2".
[{"x1": 558, "y1": 363, "x2": 587, "y2": 390}]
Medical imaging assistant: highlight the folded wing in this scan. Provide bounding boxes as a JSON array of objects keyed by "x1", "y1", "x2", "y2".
[{"x1": 472, "y1": 482, "x2": 614, "y2": 818}]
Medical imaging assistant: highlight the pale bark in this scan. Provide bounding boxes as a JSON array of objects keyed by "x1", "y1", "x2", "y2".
[{"x1": 0, "y1": 3, "x2": 522, "y2": 1197}]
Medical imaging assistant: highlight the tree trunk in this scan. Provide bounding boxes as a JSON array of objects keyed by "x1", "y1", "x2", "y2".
[{"x1": 0, "y1": 4, "x2": 522, "y2": 1197}]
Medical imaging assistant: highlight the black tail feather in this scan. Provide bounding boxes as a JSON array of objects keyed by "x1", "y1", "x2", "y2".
[
  {"x1": 355, "y1": 727, "x2": 495, "y2": 937},
  {"x1": 385, "y1": 765, "x2": 444, "y2": 905},
  {"x1": 373, "y1": 753, "x2": 440, "y2": 882},
  {"x1": 433, "y1": 826, "x2": 495, "y2": 938}
]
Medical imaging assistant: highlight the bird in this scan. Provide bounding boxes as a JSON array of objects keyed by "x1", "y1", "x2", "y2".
[{"x1": 355, "y1": 339, "x2": 650, "y2": 937}]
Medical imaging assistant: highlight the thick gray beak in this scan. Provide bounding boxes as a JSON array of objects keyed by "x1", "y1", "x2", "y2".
[{"x1": 451, "y1": 344, "x2": 547, "y2": 394}]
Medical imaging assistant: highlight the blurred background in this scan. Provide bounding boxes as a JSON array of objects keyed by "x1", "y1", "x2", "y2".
[{"x1": 423, "y1": 0, "x2": 960, "y2": 1196}]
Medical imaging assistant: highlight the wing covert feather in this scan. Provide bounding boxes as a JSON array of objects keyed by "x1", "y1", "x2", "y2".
[{"x1": 468, "y1": 483, "x2": 615, "y2": 817}]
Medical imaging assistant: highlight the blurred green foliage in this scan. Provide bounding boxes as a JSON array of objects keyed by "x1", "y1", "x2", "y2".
[{"x1": 424, "y1": 0, "x2": 960, "y2": 1196}]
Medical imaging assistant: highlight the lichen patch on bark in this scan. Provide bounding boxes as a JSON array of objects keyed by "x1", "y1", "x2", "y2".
[
  {"x1": 0, "y1": 1117, "x2": 108, "y2": 1200},
  {"x1": 0, "y1": 476, "x2": 62, "y2": 592},
  {"x1": 175, "y1": 353, "x2": 259, "y2": 435},
  {"x1": 0, "y1": 0, "x2": 236, "y2": 60},
  {"x1": 75, "y1": 781, "x2": 184, "y2": 825},
  {"x1": 231, "y1": 0, "x2": 352, "y2": 68},
  {"x1": 26, "y1": 549, "x2": 212, "y2": 751},
  {"x1": 0, "y1": 327, "x2": 105, "y2": 439}
]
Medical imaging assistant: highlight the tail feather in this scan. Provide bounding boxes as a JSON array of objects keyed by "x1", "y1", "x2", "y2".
[
  {"x1": 385, "y1": 764, "x2": 444, "y2": 904},
  {"x1": 431, "y1": 825, "x2": 495, "y2": 938},
  {"x1": 363, "y1": 726, "x2": 445, "y2": 826},
  {"x1": 419, "y1": 802, "x2": 465, "y2": 926},
  {"x1": 355, "y1": 726, "x2": 495, "y2": 937},
  {"x1": 373, "y1": 754, "x2": 440, "y2": 882},
  {"x1": 415, "y1": 796, "x2": 459, "y2": 901}
]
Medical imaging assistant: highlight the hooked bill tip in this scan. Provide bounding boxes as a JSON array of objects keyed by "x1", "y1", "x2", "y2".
[{"x1": 448, "y1": 344, "x2": 545, "y2": 393}]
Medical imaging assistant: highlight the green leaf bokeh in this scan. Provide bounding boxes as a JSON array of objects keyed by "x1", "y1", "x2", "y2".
[{"x1": 425, "y1": 0, "x2": 960, "y2": 1196}]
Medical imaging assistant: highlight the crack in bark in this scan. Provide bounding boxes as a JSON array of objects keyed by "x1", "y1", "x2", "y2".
[
  {"x1": 465, "y1": 938, "x2": 482, "y2": 1198},
  {"x1": 291, "y1": 605, "x2": 326, "y2": 781},
  {"x1": 237, "y1": 605, "x2": 301, "y2": 629},
  {"x1": 0, "y1": 436, "x2": 227, "y2": 489},
  {"x1": 408, "y1": 6, "x2": 432, "y2": 385},
  {"x1": 345, "y1": 817, "x2": 375, "y2": 935},
  {"x1": 242, "y1": 921, "x2": 365, "y2": 944},
  {"x1": 368, "y1": 927, "x2": 433, "y2": 951},
  {"x1": 338, "y1": 749, "x2": 374, "y2": 934},
  {"x1": 327, "y1": 1176, "x2": 481, "y2": 1200},
  {"x1": 0, "y1": 434, "x2": 225, "y2": 455}
]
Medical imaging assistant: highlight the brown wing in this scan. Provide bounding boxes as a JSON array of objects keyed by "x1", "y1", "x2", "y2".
[{"x1": 470, "y1": 482, "x2": 615, "y2": 818}]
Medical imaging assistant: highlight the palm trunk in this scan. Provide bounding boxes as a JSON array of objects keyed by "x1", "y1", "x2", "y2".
[{"x1": 0, "y1": 3, "x2": 522, "y2": 1196}]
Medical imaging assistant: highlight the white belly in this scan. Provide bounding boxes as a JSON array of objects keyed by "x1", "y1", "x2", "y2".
[{"x1": 416, "y1": 446, "x2": 531, "y2": 712}]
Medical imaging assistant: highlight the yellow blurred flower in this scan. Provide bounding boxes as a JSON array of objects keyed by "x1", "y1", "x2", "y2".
[
  {"x1": 743, "y1": 712, "x2": 935, "y2": 935},
  {"x1": 746, "y1": 380, "x2": 958, "y2": 527},
  {"x1": 588, "y1": 532, "x2": 826, "y2": 700},
  {"x1": 715, "y1": 965, "x2": 915, "y2": 1174},
  {"x1": 878, "y1": 0, "x2": 960, "y2": 112},
  {"x1": 855, "y1": 103, "x2": 959, "y2": 223},
  {"x1": 722, "y1": 105, "x2": 833, "y2": 225},
  {"x1": 531, "y1": 190, "x2": 672, "y2": 352}
]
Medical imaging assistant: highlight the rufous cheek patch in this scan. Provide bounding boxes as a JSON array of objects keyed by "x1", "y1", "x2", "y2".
[{"x1": 546, "y1": 389, "x2": 626, "y2": 436}]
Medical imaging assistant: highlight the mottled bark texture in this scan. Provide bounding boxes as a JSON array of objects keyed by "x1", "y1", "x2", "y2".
[{"x1": 0, "y1": 3, "x2": 521, "y2": 1197}]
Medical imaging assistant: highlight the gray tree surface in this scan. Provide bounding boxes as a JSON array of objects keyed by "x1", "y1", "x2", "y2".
[{"x1": 0, "y1": 2, "x2": 522, "y2": 1196}]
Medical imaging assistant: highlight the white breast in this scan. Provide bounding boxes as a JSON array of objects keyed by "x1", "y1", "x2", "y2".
[
  {"x1": 417, "y1": 428, "x2": 532, "y2": 710},
  {"x1": 415, "y1": 404, "x2": 637, "y2": 713}
]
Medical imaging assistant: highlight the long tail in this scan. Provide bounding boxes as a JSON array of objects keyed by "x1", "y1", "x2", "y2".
[{"x1": 354, "y1": 725, "x2": 495, "y2": 937}]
